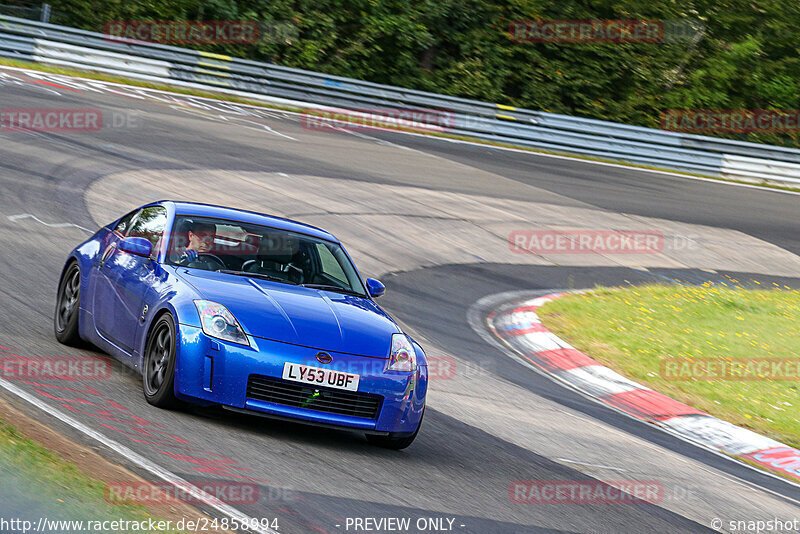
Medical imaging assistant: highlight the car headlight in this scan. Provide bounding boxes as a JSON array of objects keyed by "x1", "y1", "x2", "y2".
[
  {"x1": 194, "y1": 300, "x2": 249, "y2": 346},
  {"x1": 388, "y1": 333, "x2": 417, "y2": 372}
]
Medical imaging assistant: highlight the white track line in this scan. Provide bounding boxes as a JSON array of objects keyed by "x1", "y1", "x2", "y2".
[
  {"x1": 0, "y1": 378, "x2": 277, "y2": 534},
  {"x1": 7, "y1": 214, "x2": 92, "y2": 233},
  {"x1": 555, "y1": 458, "x2": 627, "y2": 472}
]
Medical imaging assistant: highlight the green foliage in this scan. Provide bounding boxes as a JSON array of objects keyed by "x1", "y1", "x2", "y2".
[{"x1": 44, "y1": 0, "x2": 800, "y2": 147}]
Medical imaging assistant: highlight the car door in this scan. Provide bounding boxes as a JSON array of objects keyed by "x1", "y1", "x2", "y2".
[
  {"x1": 94, "y1": 206, "x2": 168, "y2": 355},
  {"x1": 93, "y1": 208, "x2": 139, "y2": 349}
]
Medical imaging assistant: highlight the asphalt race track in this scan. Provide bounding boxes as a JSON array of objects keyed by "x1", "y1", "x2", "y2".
[{"x1": 1, "y1": 67, "x2": 799, "y2": 533}]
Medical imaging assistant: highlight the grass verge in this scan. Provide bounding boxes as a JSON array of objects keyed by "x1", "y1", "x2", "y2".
[
  {"x1": 537, "y1": 284, "x2": 800, "y2": 449},
  {"x1": 2, "y1": 56, "x2": 799, "y2": 194},
  {"x1": 0, "y1": 416, "x2": 192, "y2": 532}
]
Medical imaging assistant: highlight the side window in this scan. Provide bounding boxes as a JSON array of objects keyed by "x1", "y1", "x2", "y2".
[
  {"x1": 315, "y1": 243, "x2": 347, "y2": 284},
  {"x1": 113, "y1": 209, "x2": 140, "y2": 236},
  {"x1": 127, "y1": 206, "x2": 168, "y2": 248}
]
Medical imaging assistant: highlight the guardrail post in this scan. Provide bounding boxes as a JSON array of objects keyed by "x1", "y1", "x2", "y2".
[{"x1": 40, "y1": 3, "x2": 50, "y2": 23}]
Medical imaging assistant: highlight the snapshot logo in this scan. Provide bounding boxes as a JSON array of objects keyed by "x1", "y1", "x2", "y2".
[
  {"x1": 302, "y1": 108, "x2": 455, "y2": 132},
  {"x1": 0, "y1": 108, "x2": 140, "y2": 133},
  {"x1": 509, "y1": 230, "x2": 665, "y2": 255},
  {"x1": 661, "y1": 109, "x2": 800, "y2": 134},
  {"x1": 510, "y1": 480, "x2": 663, "y2": 504},
  {"x1": 713, "y1": 517, "x2": 800, "y2": 534},
  {"x1": 105, "y1": 481, "x2": 261, "y2": 506},
  {"x1": 661, "y1": 358, "x2": 800, "y2": 381},
  {"x1": 0, "y1": 356, "x2": 111, "y2": 381},
  {"x1": 103, "y1": 20, "x2": 260, "y2": 45}
]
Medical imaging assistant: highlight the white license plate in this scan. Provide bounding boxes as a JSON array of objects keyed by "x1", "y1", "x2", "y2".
[{"x1": 281, "y1": 362, "x2": 360, "y2": 392}]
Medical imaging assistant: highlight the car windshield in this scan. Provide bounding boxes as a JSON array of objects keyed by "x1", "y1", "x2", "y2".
[{"x1": 167, "y1": 215, "x2": 367, "y2": 297}]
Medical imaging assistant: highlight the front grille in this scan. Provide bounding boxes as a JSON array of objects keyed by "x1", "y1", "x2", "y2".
[{"x1": 246, "y1": 375, "x2": 383, "y2": 420}]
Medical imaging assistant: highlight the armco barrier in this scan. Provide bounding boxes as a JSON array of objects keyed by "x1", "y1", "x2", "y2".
[{"x1": 2, "y1": 14, "x2": 800, "y2": 185}]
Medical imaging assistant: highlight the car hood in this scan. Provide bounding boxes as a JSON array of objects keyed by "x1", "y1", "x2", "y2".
[{"x1": 176, "y1": 269, "x2": 399, "y2": 358}]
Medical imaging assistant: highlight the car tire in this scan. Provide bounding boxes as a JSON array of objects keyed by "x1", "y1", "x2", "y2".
[
  {"x1": 366, "y1": 412, "x2": 423, "y2": 450},
  {"x1": 54, "y1": 262, "x2": 82, "y2": 346},
  {"x1": 143, "y1": 314, "x2": 180, "y2": 409}
]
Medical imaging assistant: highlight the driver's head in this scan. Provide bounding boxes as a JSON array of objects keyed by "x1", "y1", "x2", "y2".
[{"x1": 187, "y1": 221, "x2": 216, "y2": 253}]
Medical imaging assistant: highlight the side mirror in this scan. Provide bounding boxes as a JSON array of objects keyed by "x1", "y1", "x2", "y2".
[
  {"x1": 366, "y1": 278, "x2": 385, "y2": 298},
  {"x1": 119, "y1": 236, "x2": 153, "y2": 258}
]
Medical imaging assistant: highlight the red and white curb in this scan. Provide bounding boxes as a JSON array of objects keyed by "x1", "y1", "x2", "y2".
[{"x1": 487, "y1": 293, "x2": 800, "y2": 483}]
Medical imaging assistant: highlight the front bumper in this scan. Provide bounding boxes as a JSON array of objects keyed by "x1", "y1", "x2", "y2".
[{"x1": 174, "y1": 325, "x2": 427, "y2": 434}]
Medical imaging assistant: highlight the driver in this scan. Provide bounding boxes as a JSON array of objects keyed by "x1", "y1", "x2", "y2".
[{"x1": 178, "y1": 221, "x2": 216, "y2": 265}]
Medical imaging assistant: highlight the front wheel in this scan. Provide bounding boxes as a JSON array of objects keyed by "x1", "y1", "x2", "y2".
[
  {"x1": 54, "y1": 262, "x2": 82, "y2": 345},
  {"x1": 366, "y1": 412, "x2": 423, "y2": 450},
  {"x1": 143, "y1": 315, "x2": 180, "y2": 408}
]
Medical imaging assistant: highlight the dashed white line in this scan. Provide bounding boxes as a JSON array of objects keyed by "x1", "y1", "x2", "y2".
[
  {"x1": 7, "y1": 214, "x2": 92, "y2": 233},
  {"x1": 556, "y1": 458, "x2": 627, "y2": 472}
]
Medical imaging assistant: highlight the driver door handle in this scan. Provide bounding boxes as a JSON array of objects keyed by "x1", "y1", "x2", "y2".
[{"x1": 99, "y1": 243, "x2": 116, "y2": 267}]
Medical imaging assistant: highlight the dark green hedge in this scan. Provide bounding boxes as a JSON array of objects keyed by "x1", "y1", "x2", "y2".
[{"x1": 45, "y1": 0, "x2": 800, "y2": 147}]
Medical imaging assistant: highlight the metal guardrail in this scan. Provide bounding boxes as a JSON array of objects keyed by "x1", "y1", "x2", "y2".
[{"x1": 2, "y1": 14, "x2": 800, "y2": 185}]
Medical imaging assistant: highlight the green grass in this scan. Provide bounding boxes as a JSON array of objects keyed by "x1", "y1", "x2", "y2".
[
  {"x1": 537, "y1": 284, "x2": 800, "y2": 449},
  {"x1": 2, "y1": 56, "x2": 800, "y2": 194},
  {"x1": 0, "y1": 418, "x2": 191, "y2": 532}
]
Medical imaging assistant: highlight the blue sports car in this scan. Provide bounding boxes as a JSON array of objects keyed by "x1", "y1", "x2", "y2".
[{"x1": 55, "y1": 201, "x2": 427, "y2": 449}]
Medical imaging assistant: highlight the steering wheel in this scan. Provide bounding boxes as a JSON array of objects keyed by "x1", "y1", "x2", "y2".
[
  {"x1": 193, "y1": 253, "x2": 225, "y2": 270},
  {"x1": 285, "y1": 262, "x2": 305, "y2": 283}
]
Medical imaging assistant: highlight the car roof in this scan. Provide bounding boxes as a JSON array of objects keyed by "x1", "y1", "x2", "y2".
[{"x1": 154, "y1": 200, "x2": 338, "y2": 242}]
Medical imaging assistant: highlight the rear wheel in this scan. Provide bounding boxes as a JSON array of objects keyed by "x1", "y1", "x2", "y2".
[
  {"x1": 366, "y1": 412, "x2": 423, "y2": 450},
  {"x1": 143, "y1": 315, "x2": 180, "y2": 408},
  {"x1": 54, "y1": 262, "x2": 81, "y2": 345}
]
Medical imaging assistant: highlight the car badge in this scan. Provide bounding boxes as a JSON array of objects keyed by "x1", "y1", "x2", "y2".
[{"x1": 315, "y1": 352, "x2": 333, "y2": 364}]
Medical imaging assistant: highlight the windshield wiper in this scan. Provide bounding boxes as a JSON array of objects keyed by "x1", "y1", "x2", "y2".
[
  {"x1": 301, "y1": 283, "x2": 362, "y2": 296},
  {"x1": 218, "y1": 270, "x2": 298, "y2": 285}
]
